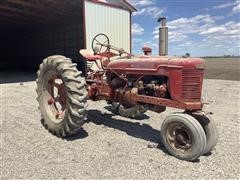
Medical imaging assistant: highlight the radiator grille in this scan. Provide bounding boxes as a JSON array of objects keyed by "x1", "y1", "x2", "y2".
[{"x1": 182, "y1": 70, "x2": 203, "y2": 101}]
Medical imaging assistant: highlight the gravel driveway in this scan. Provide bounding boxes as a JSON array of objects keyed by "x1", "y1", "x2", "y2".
[{"x1": 0, "y1": 73, "x2": 239, "y2": 179}]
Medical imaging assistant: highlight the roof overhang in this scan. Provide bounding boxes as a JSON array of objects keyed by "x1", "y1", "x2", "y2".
[{"x1": 122, "y1": 0, "x2": 137, "y2": 12}]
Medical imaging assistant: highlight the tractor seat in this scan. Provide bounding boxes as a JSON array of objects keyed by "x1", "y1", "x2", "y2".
[{"x1": 79, "y1": 49, "x2": 102, "y2": 61}]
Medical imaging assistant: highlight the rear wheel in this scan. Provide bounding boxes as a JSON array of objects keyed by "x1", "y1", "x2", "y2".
[
  {"x1": 161, "y1": 113, "x2": 206, "y2": 161},
  {"x1": 36, "y1": 55, "x2": 88, "y2": 137}
]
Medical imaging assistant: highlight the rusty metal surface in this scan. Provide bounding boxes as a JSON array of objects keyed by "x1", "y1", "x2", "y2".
[
  {"x1": 166, "y1": 122, "x2": 192, "y2": 152},
  {"x1": 85, "y1": 56, "x2": 204, "y2": 110},
  {"x1": 107, "y1": 56, "x2": 205, "y2": 70},
  {"x1": 83, "y1": 34, "x2": 205, "y2": 112}
]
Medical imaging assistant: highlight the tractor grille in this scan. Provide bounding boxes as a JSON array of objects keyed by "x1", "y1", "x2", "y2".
[{"x1": 181, "y1": 70, "x2": 203, "y2": 101}]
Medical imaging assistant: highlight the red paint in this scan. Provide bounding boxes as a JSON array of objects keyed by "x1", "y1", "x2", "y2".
[
  {"x1": 47, "y1": 75, "x2": 67, "y2": 119},
  {"x1": 84, "y1": 54, "x2": 103, "y2": 61},
  {"x1": 106, "y1": 56, "x2": 204, "y2": 105},
  {"x1": 84, "y1": 54, "x2": 205, "y2": 110},
  {"x1": 82, "y1": 33, "x2": 205, "y2": 111}
]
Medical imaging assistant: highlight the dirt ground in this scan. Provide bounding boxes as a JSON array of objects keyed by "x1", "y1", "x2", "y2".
[
  {"x1": 204, "y1": 57, "x2": 240, "y2": 81},
  {"x1": 0, "y1": 58, "x2": 239, "y2": 179}
]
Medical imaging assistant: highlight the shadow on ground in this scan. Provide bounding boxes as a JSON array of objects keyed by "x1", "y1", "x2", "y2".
[
  {"x1": 104, "y1": 105, "x2": 151, "y2": 120},
  {"x1": 65, "y1": 128, "x2": 89, "y2": 141},
  {"x1": 87, "y1": 109, "x2": 161, "y2": 144},
  {"x1": 86, "y1": 109, "x2": 202, "y2": 162}
]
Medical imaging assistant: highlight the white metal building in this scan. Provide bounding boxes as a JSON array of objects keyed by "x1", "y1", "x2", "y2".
[{"x1": 0, "y1": 0, "x2": 136, "y2": 71}]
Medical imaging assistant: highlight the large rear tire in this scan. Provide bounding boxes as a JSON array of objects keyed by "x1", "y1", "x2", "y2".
[
  {"x1": 161, "y1": 113, "x2": 206, "y2": 161},
  {"x1": 36, "y1": 55, "x2": 88, "y2": 137}
]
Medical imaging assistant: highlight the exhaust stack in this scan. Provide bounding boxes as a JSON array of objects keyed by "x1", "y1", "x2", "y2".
[{"x1": 158, "y1": 17, "x2": 168, "y2": 56}]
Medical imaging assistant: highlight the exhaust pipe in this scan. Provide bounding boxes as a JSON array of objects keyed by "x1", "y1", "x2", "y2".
[{"x1": 158, "y1": 17, "x2": 168, "y2": 56}]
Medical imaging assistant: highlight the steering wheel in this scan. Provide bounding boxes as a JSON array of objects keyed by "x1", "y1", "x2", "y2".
[{"x1": 92, "y1": 33, "x2": 110, "y2": 54}]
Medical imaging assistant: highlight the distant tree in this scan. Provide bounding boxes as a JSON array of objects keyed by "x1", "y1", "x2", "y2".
[
  {"x1": 185, "y1": 53, "x2": 190, "y2": 57},
  {"x1": 223, "y1": 55, "x2": 231, "y2": 58},
  {"x1": 182, "y1": 53, "x2": 190, "y2": 58}
]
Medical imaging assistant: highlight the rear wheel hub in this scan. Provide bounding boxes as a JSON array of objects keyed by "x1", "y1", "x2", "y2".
[{"x1": 45, "y1": 72, "x2": 66, "y2": 122}]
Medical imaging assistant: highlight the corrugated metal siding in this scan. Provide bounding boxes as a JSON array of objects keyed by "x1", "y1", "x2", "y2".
[{"x1": 85, "y1": 1, "x2": 130, "y2": 53}]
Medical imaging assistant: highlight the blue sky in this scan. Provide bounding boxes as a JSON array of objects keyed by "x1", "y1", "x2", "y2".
[{"x1": 128, "y1": 0, "x2": 240, "y2": 56}]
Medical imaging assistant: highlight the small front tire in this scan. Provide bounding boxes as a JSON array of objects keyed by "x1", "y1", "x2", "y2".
[
  {"x1": 192, "y1": 113, "x2": 218, "y2": 155},
  {"x1": 161, "y1": 113, "x2": 206, "y2": 161}
]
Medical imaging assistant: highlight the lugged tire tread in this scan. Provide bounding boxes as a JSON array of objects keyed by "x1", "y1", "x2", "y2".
[{"x1": 36, "y1": 55, "x2": 88, "y2": 137}]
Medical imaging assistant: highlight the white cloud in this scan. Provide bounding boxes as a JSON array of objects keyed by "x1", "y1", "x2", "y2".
[
  {"x1": 165, "y1": 14, "x2": 231, "y2": 36},
  {"x1": 136, "y1": 0, "x2": 154, "y2": 6},
  {"x1": 152, "y1": 27, "x2": 158, "y2": 35},
  {"x1": 232, "y1": 3, "x2": 240, "y2": 14},
  {"x1": 200, "y1": 21, "x2": 240, "y2": 35},
  {"x1": 130, "y1": 0, "x2": 165, "y2": 19},
  {"x1": 127, "y1": 0, "x2": 154, "y2": 7},
  {"x1": 169, "y1": 32, "x2": 188, "y2": 42},
  {"x1": 152, "y1": 14, "x2": 217, "y2": 42},
  {"x1": 133, "y1": 8, "x2": 146, "y2": 16},
  {"x1": 141, "y1": 41, "x2": 158, "y2": 48},
  {"x1": 179, "y1": 41, "x2": 194, "y2": 47},
  {"x1": 130, "y1": 0, "x2": 239, "y2": 56},
  {"x1": 132, "y1": 23, "x2": 144, "y2": 35},
  {"x1": 132, "y1": 38, "x2": 143, "y2": 43},
  {"x1": 197, "y1": 20, "x2": 240, "y2": 55},
  {"x1": 167, "y1": 14, "x2": 216, "y2": 33},
  {"x1": 153, "y1": 24, "x2": 188, "y2": 42},
  {"x1": 133, "y1": 6, "x2": 165, "y2": 18},
  {"x1": 200, "y1": 26, "x2": 226, "y2": 35},
  {"x1": 152, "y1": 13, "x2": 240, "y2": 56},
  {"x1": 213, "y1": 1, "x2": 238, "y2": 9}
]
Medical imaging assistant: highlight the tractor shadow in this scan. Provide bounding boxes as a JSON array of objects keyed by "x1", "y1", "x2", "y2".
[
  {"x1": 65, "y1": 128, "x2": 89, "y2": 141},
  {"x1": 87, "y1": 109, "x2": 202, "y2": 163},
  {"x1": 40, "y1": 118, "x2": 89, "y2": 141},
  {"x1": 86, "y1": 109, "x2": 169, "y2": 154}
]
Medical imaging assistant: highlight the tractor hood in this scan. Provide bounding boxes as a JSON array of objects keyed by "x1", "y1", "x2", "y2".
[{"x1": 106, "y1": 56, "x2": 205, "y2": 71}]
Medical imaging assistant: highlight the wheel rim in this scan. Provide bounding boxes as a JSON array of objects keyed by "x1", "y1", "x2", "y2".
[
  {"x1": 43, "y1": 71, "x2": 66, "y2": 123},
  {"x1": 166, "y1": 122, "x2": 192, "y2": 152}
]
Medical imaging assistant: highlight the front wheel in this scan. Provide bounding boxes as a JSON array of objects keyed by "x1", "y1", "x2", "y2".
[
  {"x1": 161, "y1": 113, "x2": 206, "y2": 161},
  {"x1": 192, "y1": 113, "x2": 218, "y2": 155},
  {"x1": 36, "y1": 55, "x2": 88, "y2": 137}
]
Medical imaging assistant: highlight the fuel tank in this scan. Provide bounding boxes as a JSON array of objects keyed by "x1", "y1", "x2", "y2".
[{"x1": 106, "y1": 56, "x2": 205, "y2": 71}]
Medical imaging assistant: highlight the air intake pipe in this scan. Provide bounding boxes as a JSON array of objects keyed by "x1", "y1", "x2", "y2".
[{"x1": 158, "y1": 17, "x2": 168, "y2": 56}]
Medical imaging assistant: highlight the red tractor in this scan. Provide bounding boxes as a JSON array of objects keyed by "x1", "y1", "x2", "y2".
[{"x1": 36, "y1": 34, "x2": 218, "y2": 161}]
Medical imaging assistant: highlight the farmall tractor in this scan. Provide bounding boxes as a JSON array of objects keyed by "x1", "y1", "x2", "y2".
[{"x1": 36, "y1": 33, "x2": 218, "y2": 161}]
